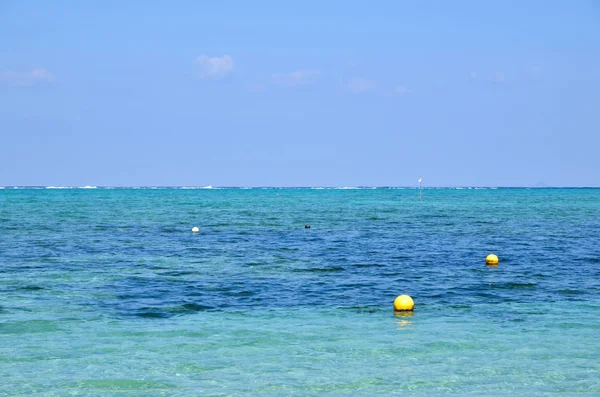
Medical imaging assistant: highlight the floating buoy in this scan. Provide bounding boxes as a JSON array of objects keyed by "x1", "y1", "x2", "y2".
[
  {"x1": 305, "y1": 225, "x2": 311, "y2": 229},
  {"x1": 191, "y1": 227, "x2": 200, "y2": 233},
  {"x1": 486, "y1": 254, "x2": 499, "y2": 266},
  {"x1": 393, "y1": 295, "x2": 414, "y2": 311}
]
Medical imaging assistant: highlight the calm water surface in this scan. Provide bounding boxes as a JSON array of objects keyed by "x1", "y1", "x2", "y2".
[{"x1": 0, "y1": 188, "x2": 599, "y2": 396}]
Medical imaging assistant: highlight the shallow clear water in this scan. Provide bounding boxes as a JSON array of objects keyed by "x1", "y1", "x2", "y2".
[{"x1": 1, "y1": 188, "x2": 599, "y2": 396}]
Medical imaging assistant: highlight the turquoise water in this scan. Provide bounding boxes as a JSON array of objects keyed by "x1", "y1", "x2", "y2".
[{"x1": 1, "y1": 188, "x2": 599, "y2": 396}]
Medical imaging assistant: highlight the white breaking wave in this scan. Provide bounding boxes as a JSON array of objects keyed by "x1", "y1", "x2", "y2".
[
  {"x1": 79, "y1": 186, "x2": 97, "y2": 189},
  {"x1": 179, "y1": 185, "x2": 215, "y2": 190}
]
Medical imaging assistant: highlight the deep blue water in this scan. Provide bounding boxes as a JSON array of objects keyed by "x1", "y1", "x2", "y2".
[{"x1": 1, "y1": 188, "x2": 599, "y2": 396}]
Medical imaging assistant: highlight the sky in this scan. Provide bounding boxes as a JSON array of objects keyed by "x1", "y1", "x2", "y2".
[{"x1": 1, "y1": 0, "x2": 599, "y2": 187}]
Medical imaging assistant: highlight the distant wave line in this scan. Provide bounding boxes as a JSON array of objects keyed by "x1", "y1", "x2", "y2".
[{"x1": 45, "y1": 186, "x2": 97, "y2": 189}]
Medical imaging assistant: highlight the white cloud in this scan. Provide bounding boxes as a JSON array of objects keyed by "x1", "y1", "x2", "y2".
[
  {"x1": 395, "y1": 86, "x2": 407, "y2": 94},
  {"x1": 272, "y1": 70, "x2": 320, "y2": 86},
  {"x1": 0, "y1": 68, "x2": 55, "y2": 86},
  {"x1": 347, "y1": 78, "x2": 377, "y2": 93},
  {"x1": 195, "y1": 55, "x2": 234, "y2": 79},
  {"x1": 531, "y1": 66, "x2": 542, "y2": 73},
  {"x1": 470, "y1": 72, "x2": 478, "y2": 79}
]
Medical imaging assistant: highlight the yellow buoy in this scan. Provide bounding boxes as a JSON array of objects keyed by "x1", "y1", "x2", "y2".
[
  {"x1": 393, "y1": 295, "x2": 414, "y2": 311},
  {"x1": 191, "y1": 227, "x2": 200, "y2": 233},
  {"x1": 486, "y1": 254, "x2": 499, "y2": 266}
]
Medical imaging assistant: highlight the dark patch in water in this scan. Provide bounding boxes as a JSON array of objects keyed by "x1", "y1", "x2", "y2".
[
  {"x1": 582, "y1": 257, "x2": 600, "y2": 263},
  {"x1": 17, "y1": 285, "x2": 45, "y2": 291},
  {"x1": 180, "y1": 303, "x2": 214, "y2": 312},
  {"x1": 353, "y1": 263, "x2": 386, "y2": 268},
  {"x1": 344, "y1": 306, "x2": 381, "y2": 313},
  {"x1": 278, "y1": 247, "x2": 300, "y2": 252},
  {"x1": 490, "y1": 282, "x2": 537, "y2": 289},
  {"x1": 229, "y1": 291, "x2": 254, "y2": 297},
  {"x1": 446, "y1": 304, "x2": 472, "y2": 310},
  {"x1": 159, "y1": 270, "x2": 201, "y2": 277},
  {"x1": 135, "y1": 311, "x2": 170, "y2": 319},
  {"x1": 558, "y1": 289, "x2": 583, "y2": 295},
  {"x1": 133, "y1": 303, "x2": 215, "y2": 319},
  {"x1": 292, "y1": 267, "x2": 345, "y2": 273},
  {"x1": 391, "y1": 255, "x2": 412, "y2": 260}
]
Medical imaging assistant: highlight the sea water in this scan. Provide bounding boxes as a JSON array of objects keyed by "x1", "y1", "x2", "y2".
[{"x1": 0, "y1": 188, "x2": 598, "y2": 396}]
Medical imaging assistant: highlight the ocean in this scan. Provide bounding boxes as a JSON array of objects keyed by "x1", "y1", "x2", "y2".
[{"x1": 1, "y1": 187, "x2": 598, "y2": 396}]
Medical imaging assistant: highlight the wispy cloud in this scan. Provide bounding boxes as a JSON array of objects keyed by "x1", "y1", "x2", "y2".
[
  {"x1": 347, "y1": 78, "x2": 377, "y2": 93},
  {"x1": 385, "y1": 85, "x2": 411, "y2": 96},
  {"x1": 531, "y1": 65, "x2": 542, "y2": 73},
  {"x1": 272, "y1": 70, "x2": 320, "y2": 86},
  {"x1": 195, "y1": 55, "x2": 234, "y2": 79},
  {"x1": 469, "y1": 71, "x2": 505, "y2": 83},
  {"x1": 0, "y1": 68, "x2": 55, "y2": 86}
]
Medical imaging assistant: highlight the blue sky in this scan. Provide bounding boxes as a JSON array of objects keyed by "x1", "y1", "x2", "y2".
[{"x1": 1, "y1": 0, "x2": 599, "y2": 187}]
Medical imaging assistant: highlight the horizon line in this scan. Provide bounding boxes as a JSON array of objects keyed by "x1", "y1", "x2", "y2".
[{"x1": 1, "y1": 185, "x2": 599, "y2": 189}]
